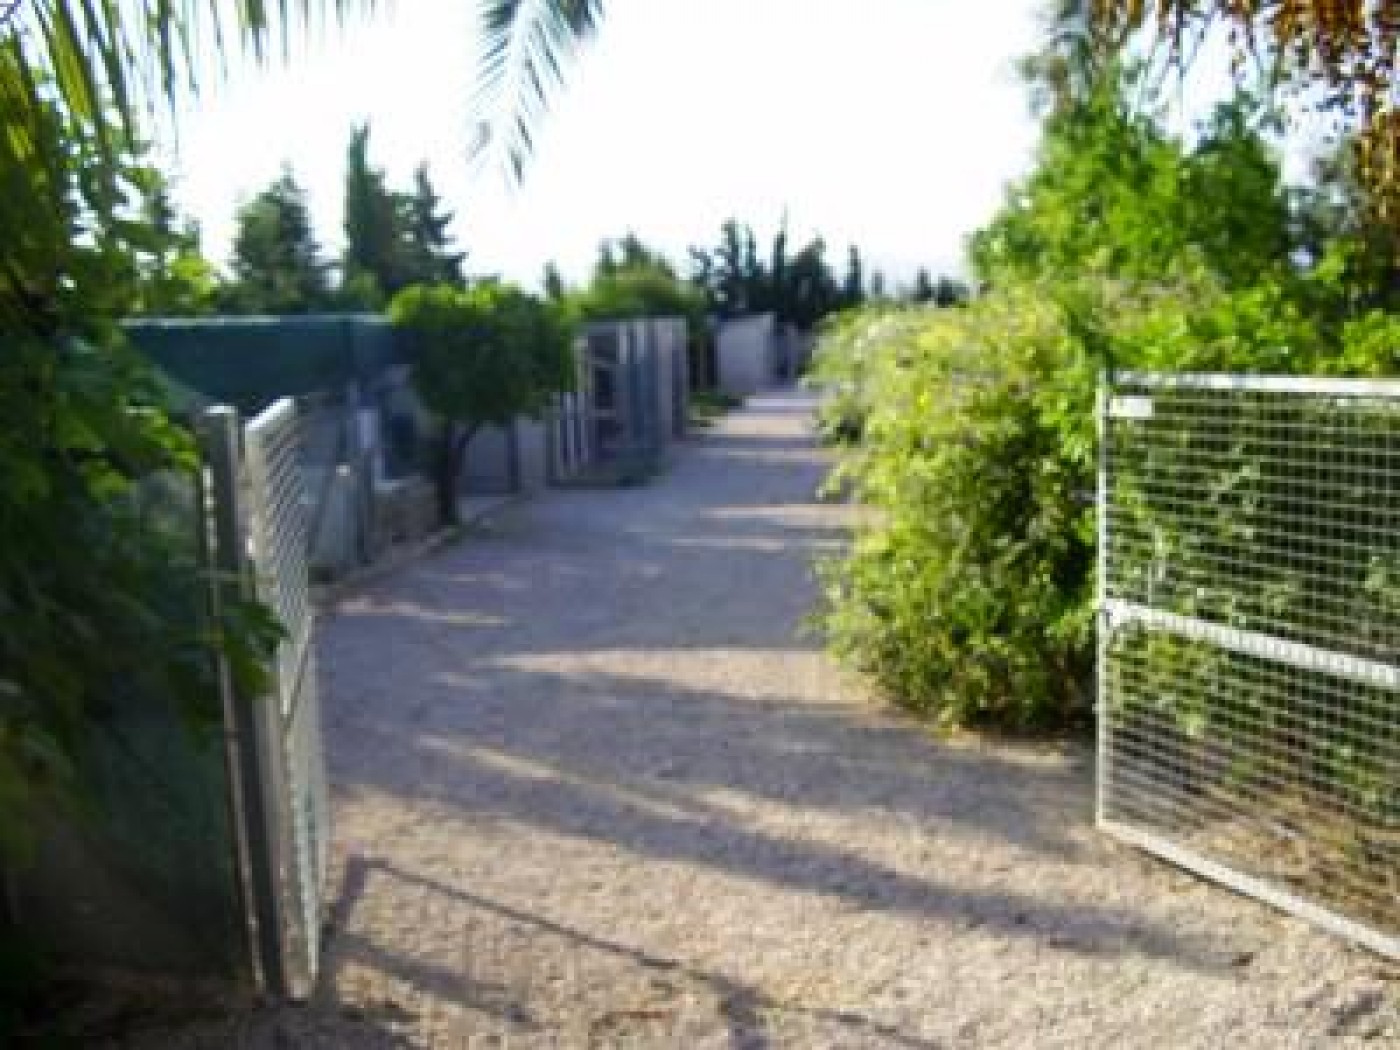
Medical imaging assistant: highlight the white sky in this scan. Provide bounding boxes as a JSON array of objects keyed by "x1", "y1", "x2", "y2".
[
  {"x1": 158, "y1": 0, "x2": 1051, "y2": 289},
  {"x1": 157, "y1": 0, "x2": 1262, "y2": 290}
]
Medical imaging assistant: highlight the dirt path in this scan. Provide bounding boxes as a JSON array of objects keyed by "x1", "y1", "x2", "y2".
[{"x1": 152, "y1": 390, "x2": 1395, "y2": 1047}]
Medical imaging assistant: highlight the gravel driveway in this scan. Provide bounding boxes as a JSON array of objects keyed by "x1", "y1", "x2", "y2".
[{"x1": 143, "y1": 389, "x2": 1396, "y2": 1047}]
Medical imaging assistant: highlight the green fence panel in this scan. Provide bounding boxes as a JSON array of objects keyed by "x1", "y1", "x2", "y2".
[{"x1": 124, "y1": 315, "x2": 407, "y2": 413}]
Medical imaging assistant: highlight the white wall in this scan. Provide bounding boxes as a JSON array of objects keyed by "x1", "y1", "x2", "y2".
[{"x1": 716, "y1": 314, "x2": 778, "y2": 397}]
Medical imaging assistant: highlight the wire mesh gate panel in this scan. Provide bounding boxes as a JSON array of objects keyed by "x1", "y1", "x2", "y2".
[
  {"x1": 1098, "y1": 373, "x2": 1400, "y2": 958},
  {"x1": 201, "y1": 399, "x2": 331, "y2": 998},
  {"x1": 243, "y1": 398, "x2": 332, "y2": 995}
]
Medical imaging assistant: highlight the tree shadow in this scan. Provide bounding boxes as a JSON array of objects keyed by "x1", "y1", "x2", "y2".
[
  {"x1": 325, "y1": 654, "x2": 1233, "y2": 974},
  {"x1": 329, "y1": 853, "x2": 948, "y2": 1049},
  {"x1": 311, "y1": 387, "x2": 1246, "y2": 1044}
]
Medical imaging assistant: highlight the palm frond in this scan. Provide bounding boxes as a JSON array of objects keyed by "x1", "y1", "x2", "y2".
[
  {"x1": 4, "y1": 2, "x2": 375, "y2": 181},
  {"x1": 473, "y1": 0, "x2": 602, "y2": 182}
]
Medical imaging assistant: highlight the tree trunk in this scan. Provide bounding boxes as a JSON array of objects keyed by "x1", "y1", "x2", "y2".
[{"x1": 432, "y1": 421, "x2": 479, "y2": 527}]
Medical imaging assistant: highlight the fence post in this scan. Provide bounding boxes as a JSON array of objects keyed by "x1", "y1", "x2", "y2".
[
  {"x1": 349, "y1": 383, "x2": 377, "y2": 564},
  {"x1": 546, "y1": 397, "x2": 561, "y2": 485},
  {"x1": 1094, "y1": 376, "x2": 1110, "y2": 829},
  {"x1": 198, "y1": 406, "x2": 288, "y2": 998}
]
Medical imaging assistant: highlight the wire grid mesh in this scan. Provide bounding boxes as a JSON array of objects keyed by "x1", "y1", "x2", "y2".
[
  {"x1": 245, "y1": 399, "x2": 313, "y2": 712},
  {"x1": 244, "y1": 397, "x2": 329, "y2": 995},
  {"x1": 1100, "y1": 373, "x2": 1400, "y2": 956}
]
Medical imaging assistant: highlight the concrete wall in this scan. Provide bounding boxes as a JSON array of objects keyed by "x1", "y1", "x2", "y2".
[
  {"x1": 458, "y1": 417, "x2": 549, "y2": 497},
  {"x1": 460, "y1": 424, "x2": 516, "y2": 495},
  {"x1": 716, "y1": 314, "x2": 779, "y2": 397},
  {"x1": 373, "y1": 476, "x2": 437, "y2": 544},
  {"x1": 304, "y1": 465, "x2": 362, "y2": 576},
  {"x1": 648, "y1": 318, "x2": 689, "y2": 439},
  {"x1": 651, "y1": 322, "x2": 676, "y2": 443},
  {"x1": 515, "y1": 417, "x2": 549, "y2": 494}
]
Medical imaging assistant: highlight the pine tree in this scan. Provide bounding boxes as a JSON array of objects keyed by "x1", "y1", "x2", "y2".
[
  {"x1": 711, "y1": 219, "x2": 752, "y2": 317},
  {"x1": 841, "y1": 245, "x2": 866, "y2": 309},
  {"x1": 224, "y1": 167, "x2": 330, "y2": 314},
  {"x1": 542, "y1": 261, "x2": 566, "y2": 300},
  {"x1": 343, "y1": 123, "x2": 410, "y2": 303},
  {"x1": 933, "y1": 275, "x2": 970, "y2": 307},
  {"x1": 131, "y1": 174, "x2": 219, "y2": 316},
  {"x1": 910, "y1": 267, "x2": 936, "y2": 303},
  {"x1": 764, "y1": 219, "x2": 789, "y2": 317},
  {"x1": 402, "y1": 163, "x2": 466, "y2": 287}
]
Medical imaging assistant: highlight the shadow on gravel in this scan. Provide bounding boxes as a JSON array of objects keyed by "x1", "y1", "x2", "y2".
[
  {"x1": 333, "y1": 854, "x2": 947, "y2": 1050},
  {"x1": 329, "y1": 508, "x2": 854, "y2": 657},
  {"x1": 314, "y1": 388, "x2": 1243, "y2": 1044},
  {"x1": 329, "y1": 666, "x2": 1227, "y2": 975}
]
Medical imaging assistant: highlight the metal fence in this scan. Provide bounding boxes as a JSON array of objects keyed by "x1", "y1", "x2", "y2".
[
  {"x1": 297, "y1": 387, "x2": 377, "y2": 575},
  {"x1": 296, "y1": 366, "x2": 441, "y2": 576},
  {"x1": 1098, "y1": 372, "x2": 1400, "y2": 958},
  {"x1": 202, "y1": 400, "x2": 330, "y2": 998},
  {"x1": 548, "y1": 388, "x2": 593, "y2": 482}
]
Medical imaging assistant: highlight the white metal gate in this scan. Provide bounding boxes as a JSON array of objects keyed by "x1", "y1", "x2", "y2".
[
  {"x1": 201, "y1": 399, "x2": 331, "y2": 998},
  {"x1": 1098, "y1": 372, "x2": 1400, "y2": 958}
]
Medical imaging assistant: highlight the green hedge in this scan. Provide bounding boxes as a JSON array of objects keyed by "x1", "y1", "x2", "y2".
[{"x1": 810, "y1": 274, "x2": 1400, "y2": 730}]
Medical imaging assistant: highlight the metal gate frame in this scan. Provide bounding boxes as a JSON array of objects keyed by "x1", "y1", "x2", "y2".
[
  {"x1": 200, "y1": 400, "x2": 331, "y2": 998},
  {"x1": 1098, "y1": 371, "x2": 1400, "y2": 960}
]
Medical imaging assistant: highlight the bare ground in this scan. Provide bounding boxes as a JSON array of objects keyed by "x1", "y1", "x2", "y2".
[{"x1": 125, "y1": 390, "x2": 1397, "y2": 1048}]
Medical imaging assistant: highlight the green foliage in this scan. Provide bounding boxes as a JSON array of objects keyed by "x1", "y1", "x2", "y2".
[
  {"x1": 971, "y1": 82, "x2": 1292, "y2": 292},
  {"x1": 691, "y1": 219, "x2": 845, "y2": 328},
  {"x1": 570, "y1": 236, "x2": 708, "y2": 390},
  {"x1": 813, "y1": 292, "x2": 1098, "y2": 728},
  {"x1": 841, "y1": 246, "x2": 866, "y2": 310},
  {"x1": 542, "y1": 261, "x2": 567, "y2": 301},
  {"x1": 389, "y1": 282, "x2": 575, "y2": 521},
  {"x1": 392, "y1": 282, "x2": 574, "y2": 428},
  {"x1": 690, "y1": 220, "x2": 757, "y2": 316},
  {"x1": 223, "y1": 167, "x2": 332, "y2": 314},
  {"x1": 474, "y1": 0, "x2": 603, "y2": 181},
  {"x1": 342, "y1": 122, "x2": 406, "y2": 303},
  {"x1": 341, "y1": 125, "x2": 465, "y2": 302},
  {"x1": 907, "y1": 269, "x2": 970, "y2": 306},
  {"x1": 0, "y1": 1, "x2": 359, "y2": 1016},
  {"x1": 573, "y1": 250, "x2": 705, "y2": 328},
  {"x1": 403, "y1": 162, "x2": 466, "y2": 287},
  {"x1": 814, "y1": 73, "x2": 1400, "y2": 731},
  {"x1": 130, "y1": 180, "x2": 220, "y2": 316},
  {"x1": 0, "y1": 61, "x2": 282, "y2": 874}
]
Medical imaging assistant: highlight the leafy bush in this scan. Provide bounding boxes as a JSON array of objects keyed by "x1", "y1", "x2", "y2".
[
  {"x1": 808, "y1": 306, "x2": 921, "y2": 446},
  {"x1": 0, "y1": 63, "x2": 283, "y2": 873},
  {"x1": 813, "y1": 290, "x2": 1098, "y2": 727},
  {"x1": 815, "y1": 261, "x2": 1400, "y2": 730},
  {"x1": 813, "y1": 70, "x2": 1400, "y2": 732}
]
